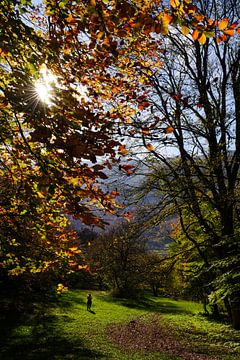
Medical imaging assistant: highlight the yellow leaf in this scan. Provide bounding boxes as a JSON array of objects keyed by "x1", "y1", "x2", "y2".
[
  {"x1": 205, "y1": 31, "x2": 214, "y2": 38},
  {"x1": 63, "y1": 47, "x2": 71, "y2": 55},
  {"x1": 218, "y1": 18, "x2": 229, "y2": 30},
  {"x1": 146, "y1": 143, "x2": 155, "y2": 151},
  {"x1": 198, "y1": 32, "x2": 207, "y2": 44},
  {"x1": 78, "y1": 264, "x2": 88, "y2": 269},
  {"x1": 37, "y1": 191, "x2": 45, "y2": 199},
  {"x1": 69, "y1": 246, "x2": 78, "y2": 251},
  {"x1": 192, "y1": 29, "x2": 199, "y2": 41},
  {"x1": 181, "y1": 26, "x2": 190, "y2": 35}
]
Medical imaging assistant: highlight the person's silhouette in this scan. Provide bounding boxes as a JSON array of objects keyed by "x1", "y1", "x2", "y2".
[{"x1": 87, "y1": 293, "x2": 92, "y2": 311}]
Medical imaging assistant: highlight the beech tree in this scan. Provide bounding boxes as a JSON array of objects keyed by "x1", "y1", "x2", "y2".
[
  {"x1": 0, "y1": 0, "x2": 239, "y2": 308},
  {"x1": 124, "y1": 0, "x2": 240, "y2": 327}
]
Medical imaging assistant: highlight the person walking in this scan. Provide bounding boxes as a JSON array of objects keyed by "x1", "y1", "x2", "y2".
[{"x1": 87, "y1": 293, "x2": 92, "y2": 311}]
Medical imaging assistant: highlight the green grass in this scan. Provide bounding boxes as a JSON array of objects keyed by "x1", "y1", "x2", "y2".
[{"x1": 1, "y1": 290, "x2": 240, "y2": 359}]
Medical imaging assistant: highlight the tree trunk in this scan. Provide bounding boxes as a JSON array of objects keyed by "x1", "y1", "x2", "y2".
[
  {"x1": 231, "y1": 297, "x2": 240, "y2": 330},
  {"x1": 211, "y1": 303, "x2": 220, "y2": 318},
  {"x1": 152, "y1": 285, "x2": 158, "y2": 297},
  {"x1": 224, "y1": 297, "x2": 232, "y2": 322}
]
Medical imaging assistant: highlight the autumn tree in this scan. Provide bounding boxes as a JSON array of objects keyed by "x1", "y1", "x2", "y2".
[
  {"x1": 122, "y1": 0, "x2": 240, "y2": 327},
  {"x1": 0, "y1": 0, "x2": 239, "y2": 310},
  {"x1": 0, "y1": 0, "x2": 122, "y2": 302}
]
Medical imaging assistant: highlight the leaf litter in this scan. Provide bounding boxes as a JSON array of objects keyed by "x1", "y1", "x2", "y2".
[{"x1": 107, "y1": 314, "x2": 222, "y2": 360}]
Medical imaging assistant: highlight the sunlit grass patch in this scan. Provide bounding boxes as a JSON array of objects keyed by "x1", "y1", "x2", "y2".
[{"x1": 1, "y1": 290, "x2": 240, "y2": 360}]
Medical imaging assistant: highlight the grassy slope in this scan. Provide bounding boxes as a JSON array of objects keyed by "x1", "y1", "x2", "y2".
[{"x1": 1, "y1": 290, "x2": 240, "y2": 360}]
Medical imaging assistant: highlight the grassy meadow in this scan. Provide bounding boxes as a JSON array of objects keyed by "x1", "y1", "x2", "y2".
[{"x1": 1, "y1": 290, "x2": 240, "y2": 360}]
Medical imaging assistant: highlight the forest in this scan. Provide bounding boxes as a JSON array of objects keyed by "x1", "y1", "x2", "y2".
[{"x1": 0, "y1": 0, "x2": 240, "y2": 358}]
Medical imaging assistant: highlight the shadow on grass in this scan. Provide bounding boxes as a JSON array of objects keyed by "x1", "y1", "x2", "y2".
[
  {"x1": 88, "y1": 310, "x2": 96, "y2": 314},
  {"x1": 53, "y1": 291, "x2": 87, "y2": 309},
  {"x1": 101, "y1": 295, "x2": 193, "y2": 316},
  {"x1": 0, "y1": 310, "x2": 106, "y2": 360}
]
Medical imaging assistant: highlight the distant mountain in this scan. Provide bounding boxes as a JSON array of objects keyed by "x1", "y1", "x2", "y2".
[{"x1": 70, "y1": 160, "x2": 176, "y2": 251}]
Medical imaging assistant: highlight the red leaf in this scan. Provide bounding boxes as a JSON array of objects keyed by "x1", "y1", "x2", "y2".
[{"x1": 121, "y1": 164, "x2": 135, "y2": 171}]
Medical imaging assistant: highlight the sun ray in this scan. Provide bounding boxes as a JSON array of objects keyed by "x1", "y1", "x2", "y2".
[{"x1": 34, "y1": 64, "x2": 57, "y2": 106}]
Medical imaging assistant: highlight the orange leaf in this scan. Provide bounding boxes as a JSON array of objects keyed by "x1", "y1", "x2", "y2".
[
  {"x1": 218, "y1": 18, "x2": 229, "y2": 30},
  {"x1": 195, "y1": 14, "x2": 205, "y2": 22},
  {"x1": 0, "y1": 48, "x2": 6, "y2": 58},
  {"x1": 66, "y1": 14, "x2": 75, "y2": 23},
  {"x1": 119, "y1": 145, "x2": 129, "y2": 155},
  {"x1": 142, "y1": 128, "x2": 150, "y2": 135},
  {"x1": 198, "y1": 32, "x2": 207, "y2": 44},
  {"x1": 63, "y1": 47, "x2": 71, "y2": 55},
  {"x1": 138, "y1": 101, "x2": 150, "y2": 110},
  {"x1": 97, "y1": 31, "x2": 105, "y2": 40},
  {"x1": 192, "y1": 29, "x2": 199, "y2": 41},
  {"x1": 237, "y1": 28, "x2": 240, "y2": 34},
  {"x1": 216, "y1": 34, "x2": 228, "y2": 43},
  {"x1": 162, "y1": 13, "x2": 173, "y2": 25},
  {"x1": 223, "y1": 29, "x2": 235, "y2": 36},
  {"x1": 146, "y1": 143, "x2": 155, "y2": 151},
  {"x1": 170, "y1": 0, "x2": 180, "y2": 7},
  {"x1": 122, "y1": 212, "x2": 134, "y2": 218},
  {"x1": 112, "y1": 87, "x2": 118, "y2": 94},
  {"x1": 165, "y1": 126, "x2": 174, "y2": 134},
  {"x1": 161, "y1": 14, "x2": 173, "y2": 35},
  {"x1": 207, "y1": 18, "x2": 214, "y2": 26},
  {"x1": 207, "y1": 19, "x2": 218, "y2": 28}
]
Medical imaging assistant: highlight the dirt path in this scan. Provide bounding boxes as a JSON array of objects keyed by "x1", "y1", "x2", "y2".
[{"x1": 107, "y1": 314, "x2": 221, "y2": 360}]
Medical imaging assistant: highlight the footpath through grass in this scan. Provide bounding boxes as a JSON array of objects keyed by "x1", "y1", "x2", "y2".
[{"x1": 1, "y1": 290, "x2": 240, "y2": 360}]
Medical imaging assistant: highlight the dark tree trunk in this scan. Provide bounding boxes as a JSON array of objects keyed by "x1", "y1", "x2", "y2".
[
  {"x1": 230, "y1": 295, "x2": 240, "y2": 330},
  {"x1": 152, "y1": 285, "x2": 158, "y2": 297},
  {"x1": 224, "y1": 297, "x2": 232, "y2": 322},
  {"x1": 211, "y1": 303, "x2": 220, "y2": 318}
]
